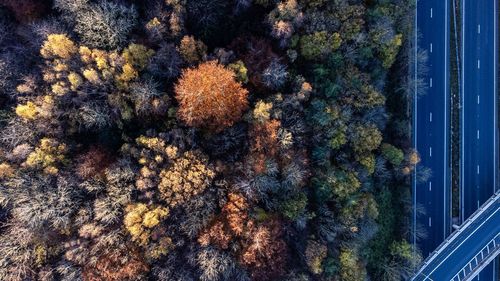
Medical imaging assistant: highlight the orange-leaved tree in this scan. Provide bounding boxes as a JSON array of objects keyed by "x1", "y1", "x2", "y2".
[{"x1": 175, "y1": 61, "x2": 249, "y2": 132}]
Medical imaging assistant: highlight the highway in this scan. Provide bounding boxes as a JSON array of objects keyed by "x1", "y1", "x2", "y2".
[
  {"x1": 461, "y1": 0, "x2": 498, "y2": 279},
  {"x1": 414, "y1": 0, "x2": 451, "y2": 257},
  {"x1": 412, "y1": 192, "x2": 500, "y2": 281}
]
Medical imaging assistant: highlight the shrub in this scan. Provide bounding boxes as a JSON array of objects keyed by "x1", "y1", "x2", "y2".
[
  {"x1": 0, "y1": 175, "x2": 80, "y2": 232},
  {"x1": 24, "y1": 138, "x2": 68, "y2": 174},
  {"x1": 350, "y1": 124, "x2": 382, "y2": 154},
  {"x1": 159, "y1": 150, "x2": 215, "y2": 207},
  {"x1": 339, "y1": 248, "x2": 366, "y2": 281},
  {"x1": 240, "y1": 220, "x2": 288, "y2": 281},
  {"x1": 122, "y1": 44, "x2": 155, "y2": 69},
  {"x1": 40, "y1": 34, "x2": 77, "y2": 59},
  {"x1": 0, "y1": 118, "x2": 36, "y2": 148},
  {"x1": 268, "y1": 0, "x2": 303, "y2": 46},
  {"x1": 53, "y1": 0, "x2": 88, "y2": 13},
  {"x1": 299, "y1": 32, "x2": 342, "y2": 60},
  {"x1": 0, "y1": 162, "x2": 14, "y2": 179},
  {"x1": 147, "y1": 43, "x2": 183, "y2": 79},
  {"x1": 91, "y1": 161, "x2": 136, "y2": 226},
  {"x1": 76, "y1": 146, "x2": 113, "y2": 179},
  {"x1": 253, "y1": 101, "x2": 273, "y2": 123},
  {"x1": 15, "y1": 101, "x2": 38, "y2": 120},
  {"x1": 249, "y1": 119, "x2": 281, "y2": 158},
  {"x1": 0, "y1": 59, "x2": 14, "y2": 97},
  {"x1": 178, "y1": 191, "x2": 219, "y2": 238},
  {"x1": 279, "y1": 191, "x2": 307, "y2": 220},
  {"x1": 195, "y1": 247, "x2": 237, "y2": 281},
  {"x1": 381, "y1": 143, "x2": 404, "y2": 166},
  {"x1": 129, "y1": 79, "x2": 169, "y2": 117},
  {"x1": 175, "y1": 61, "x2": 249, "y2": 132},
  {"x1": 0, "y1": 223, "x2": 40, "y2": 280},
  {"x1": 305, "y1": 240, "x2": 327, "y2": 274},
  {"x1": 178, "y1": 35, "x2": 207, "y2": 64},
  {"x1": 67, "y1": 0, "x2": 138, "y2": 49},
  {"x1": 198, "y1": 192, "x2": 249, "y2": 249},
  {"x1": 82, "y1": 248, "x2": 149, "y2": 281},
  {"x1": 262, "y1": 59, "x2": 288, "y2": 90},
  {"x1": 124, "y1": 203, "x2": 169, "y2": 245},
  {"x1": 228, "y1": 60, "x2": 249, "y2": 83},
  {"x1": 326, "y1": 169, "x2": 361, "y2": 200}
]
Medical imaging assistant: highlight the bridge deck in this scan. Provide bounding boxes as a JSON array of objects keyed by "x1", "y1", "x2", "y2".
[{"x1": 412, "y1": 192, "x2": 500, "y2": 281}]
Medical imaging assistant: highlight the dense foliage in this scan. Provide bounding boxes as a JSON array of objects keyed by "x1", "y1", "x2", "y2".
[{"x1": 0, "y1": 0, "x2": 419, "y2": 280}]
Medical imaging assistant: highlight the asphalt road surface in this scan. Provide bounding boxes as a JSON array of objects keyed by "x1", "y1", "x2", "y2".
[
  {"x1": 461, "y1": 0, "x2": 498, "y2": 279},
  {"x1": 414, "y1": 0, "x2": 451, "y2": 257},
  {"x1": 412, "y1": 193, "x2": 500, "y2": 281}
]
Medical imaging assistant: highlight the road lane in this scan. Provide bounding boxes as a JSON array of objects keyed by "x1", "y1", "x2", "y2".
[
  {"x1": 461, "y1": 0, "x2": 498, "y2": 279},
  {"x1": 414, "y1": 0, "x2": 451, "y2": 257}
]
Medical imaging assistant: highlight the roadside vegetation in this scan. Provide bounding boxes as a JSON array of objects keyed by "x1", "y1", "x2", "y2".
[{"x1": 0, "y1": 0, "x2": 419, "y2": 280}]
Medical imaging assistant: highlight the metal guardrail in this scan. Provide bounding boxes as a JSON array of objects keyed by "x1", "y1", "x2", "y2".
[
  {"x1": 450, "y1": 233, "x2": 500, "y2": 281},
  {"x1": 411, "y1": 190, "x2": 500, "y2": 280}
]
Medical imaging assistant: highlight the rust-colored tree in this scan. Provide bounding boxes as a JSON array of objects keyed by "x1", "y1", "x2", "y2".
[
  {"x1": 82, "y1": 248, "x2": 149, "y2": 281},
  {"x1": 175, "y1": 61, "x2": 249, "y2": 132},
  {"x1": 240, "y1": 219, "x2": 288, "y2": 281},
  {"x1": 198, "y1": 192, "x2": 249, "y2": 249},
  {"x1": 198, "y1": 192, "x2": 288, "y2": 281},
  {"x1": 76, "y1": 146, "x2": 113, "y2": 179}
]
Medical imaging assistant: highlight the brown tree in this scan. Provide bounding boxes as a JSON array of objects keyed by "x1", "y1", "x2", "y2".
[
  {"x1": 198, "y1": 192, "x2": 249, "y2": 249},
  {"x1": 240, "y1": 219, "x2": 288, "y2": 281},
  {"x1": 82, "y1": 248, "x2": 149, "y2": 281},
  {"x1": 76, "y1": 146, "x2": 113, "y2": 179},
  {"x1": 175, "y1": 61, "x2": 249, "y2": 132}
]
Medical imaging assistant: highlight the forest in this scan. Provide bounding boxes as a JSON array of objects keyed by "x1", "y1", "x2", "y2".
[{"x1": 0, "y1": 0, "x2": 419, "y2": 280}]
